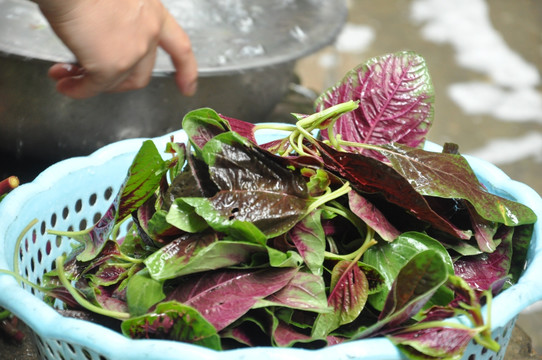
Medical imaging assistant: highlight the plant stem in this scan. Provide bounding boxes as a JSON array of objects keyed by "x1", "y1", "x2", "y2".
[
  {"x1": 0, "y1": 176, "x2": 19, "y2": 196},
  {"x1": 55, "y1": 255, "x2": 130, "y2": 320},
  {"x1": 13, "y1": 219, "x2": 38, "y2": 279},
  {"x1": 253, "y1": 123, "x2": 298, "y2": 133},
  {"x1": 306, "y1": 182, "x2": 351, "y2": 214},
  {"x1": 0, "y1": 269, "x2": 55, "y2": 294},
  {"x1": 324, "y1": 228, "x2": 377, "y2": 262}
]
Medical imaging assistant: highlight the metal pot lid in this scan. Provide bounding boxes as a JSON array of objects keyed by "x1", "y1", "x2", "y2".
[{"x1": 0, "y1": 0, "x2": 347, "y2": 76}]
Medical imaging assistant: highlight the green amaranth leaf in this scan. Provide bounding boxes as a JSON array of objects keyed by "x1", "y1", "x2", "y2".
[
  {"x1": 117, "y1": 140, "x2": 167, "y2": 221},
  {"x1": 126, "y1": 269, "x2": 165, "y2": 316},
  {"x1": 363, "y1": 231, "x2": 454, "y2": 312},
  {"x1": 166, "y1": 198, "x2": 208, "y2": 233},
  {"x1": 355, "y1": 249, "x2": 449, "y2": 339},
  {"x1": 121, "y1": 301, "x2": 221, "y2": 350},
  {"x1": 182, "y1": 107, "x2": 230, "y2": 152},
  {"x1": 144, "y1": 231, "x2": 266, "y2": 280}
]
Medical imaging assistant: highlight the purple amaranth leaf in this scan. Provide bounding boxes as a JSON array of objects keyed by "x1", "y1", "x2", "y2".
[
  {"x1": 348, "y1": 190, "x2": 400, "y2": 241},
  {"x1": 93, "y1": 285, "x2": 129, "y2": 314},
  {"x1": 312, "y1": 140, "x2": 472, "y2": 239},
  {"x1": 388, "y1": 326, "x2": 478, "y2": 359},
  {"x1": 328, "y1": 261, "x2": 369, "y2": 324},
  {"x1": 316, "y1": 51, "x2": 434, "y2": 159},
  {"x1": 312, "y1": 261, "x2": 369, "y2": 338},
  {"x1": 60, "y1": 140, "x2": 167, "y2": 262},
  {"x1": 166, "y1": 267, "x2": 298, "y2": 331},
  {"x1": 89, "y1": 264, "x2": 129, "y2": 286},
  {"x1": 62, "y1": 202, "x2": 117, "y2": 262},
  {"x1": 219, "y1": 114, "x2": 257, "y2": 144},
  {"x1": 258, "y1": 270, "x2": 329, "y2": 313},
  {"x1": 454, "y1": 227, "x2": 513, "y2": 291},
  {"x1": 381, "y1": 143, "x2": 537, "y2": 227},
  {"x1": 193, "y1": 131, "x2": 310, "y2": 239}
]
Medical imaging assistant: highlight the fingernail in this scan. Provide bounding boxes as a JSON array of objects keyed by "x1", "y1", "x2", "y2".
[{"x1": 183, "y1": 80, "x2": 197, "y2": 96}]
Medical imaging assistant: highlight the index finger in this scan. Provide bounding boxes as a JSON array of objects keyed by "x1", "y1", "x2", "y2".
[{"x1": 159, "y1": 12, "x2": 198, "y2": 96}]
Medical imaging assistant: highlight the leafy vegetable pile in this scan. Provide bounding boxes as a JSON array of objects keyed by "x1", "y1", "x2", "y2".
[{"x1": 39, "y1": 52, "x2": 536, "y2": 359}]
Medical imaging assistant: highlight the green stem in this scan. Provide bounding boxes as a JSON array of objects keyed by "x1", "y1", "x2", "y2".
[
  {"x1": 403, "y1": 320, "x2": 477, "y2": 333},
  {"x1": 324, "y1": 228, "x2": 377, "y2": 262},
  {"x1": 253, "y1": 123, "x2": 298, "y2": 133},
  {"x1": 472, "y1": 290, "x2": 500, "y2": 352},
  {"x1": 47, "y1": 228, "x2": 91, "y2": 243},
  {"x1": 306, "y1": 182, "x2": 351, "y2": 214},
  {"x1": 13, "y1": 219, "x2": 38, "y2": 278},
  {"x1": 55, "y1": 255, "x2": 130, "y2": 320},
  {"x1": 0, "y1": 269, "x2": 54, "y2": 294}
]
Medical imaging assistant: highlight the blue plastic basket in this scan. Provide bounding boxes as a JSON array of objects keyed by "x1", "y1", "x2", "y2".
[{"x1": 1, "y1": 127, "x2": 541, "y2": 360}]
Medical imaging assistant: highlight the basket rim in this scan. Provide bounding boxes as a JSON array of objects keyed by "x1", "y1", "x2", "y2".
[{"x1": 1, "y1": 126, "x2": 541, "y2": 360}]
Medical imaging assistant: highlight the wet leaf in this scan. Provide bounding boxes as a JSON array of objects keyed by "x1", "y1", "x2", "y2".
[
  {"x1": 166, "y1": 267, "x2": 298, "y2": 331},
  {"x1": 312, "y1": 260, "x2": 369, "y2": 337},
  {"x1": 144, "y1": 231, "x2": 266, "y2": 280},
  {"x1": 382, "y1": 143, "x2": 538, "y2": 227},
  {"x1": 121, "y1": 301, "x2": 221, "y2": 350},
  {"x1": 389, "y1": 326, "x2": 477, "y2": 359},
  {"x1": 316, "y1": 51, "x2": 434, "y2": 159},
  {"x1": 348, "y1": 190, "x2": 400, "y2": 241},
  {"x1": 313, "y1": 140, "x2": 472, "y2": 239},
  {"x1": 363, "y1": 232, "x2": 454, "y2": 311}
]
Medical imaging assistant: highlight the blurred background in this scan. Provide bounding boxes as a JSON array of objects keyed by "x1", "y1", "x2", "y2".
[{"x1": 293, "y1": 0, "x2": 542, "y2": 357}]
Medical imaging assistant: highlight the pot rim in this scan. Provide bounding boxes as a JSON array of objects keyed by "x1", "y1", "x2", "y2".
[{"x1": 0, "y1": 0, "x2": 347, "y2": 77}]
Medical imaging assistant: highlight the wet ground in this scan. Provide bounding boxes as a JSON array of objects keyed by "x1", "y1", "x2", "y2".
[{"x1": 295, "y1": 0, "x2": 542, "y2": 356}]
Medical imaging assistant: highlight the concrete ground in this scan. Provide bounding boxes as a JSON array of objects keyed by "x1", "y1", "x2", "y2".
[{"x1": 295, "y1": 0, "x2": 542, "y2": 357}]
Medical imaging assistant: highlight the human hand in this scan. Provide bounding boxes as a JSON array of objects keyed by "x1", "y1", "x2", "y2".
[{"x1": 33, "y1": 0, "x2": 198, "y2": 99}]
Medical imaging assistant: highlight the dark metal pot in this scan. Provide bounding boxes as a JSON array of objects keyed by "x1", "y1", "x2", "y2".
[{"x1": 0, "y1": 0, "x2": 346, "y2": 160}]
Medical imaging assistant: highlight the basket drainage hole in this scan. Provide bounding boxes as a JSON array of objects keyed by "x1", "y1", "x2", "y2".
[
  {"x1": 50, "y1": 212, "x2": 58, "y2": 227},
  {"x1": 89, "y1": 193, "x2": 98, "y2": 206},
  {"x1": 75, "y1": 199, "x2": 83, "y2": 213},
  {"x1": 104, "y1": 187, "x2": 114, "y2": 201},
  {"x1": 62, "y1": 206, "x2": 70, "y2": 220},
  {"x1": 45, "y1": 240, "x2": 52, "y2": 255}
]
